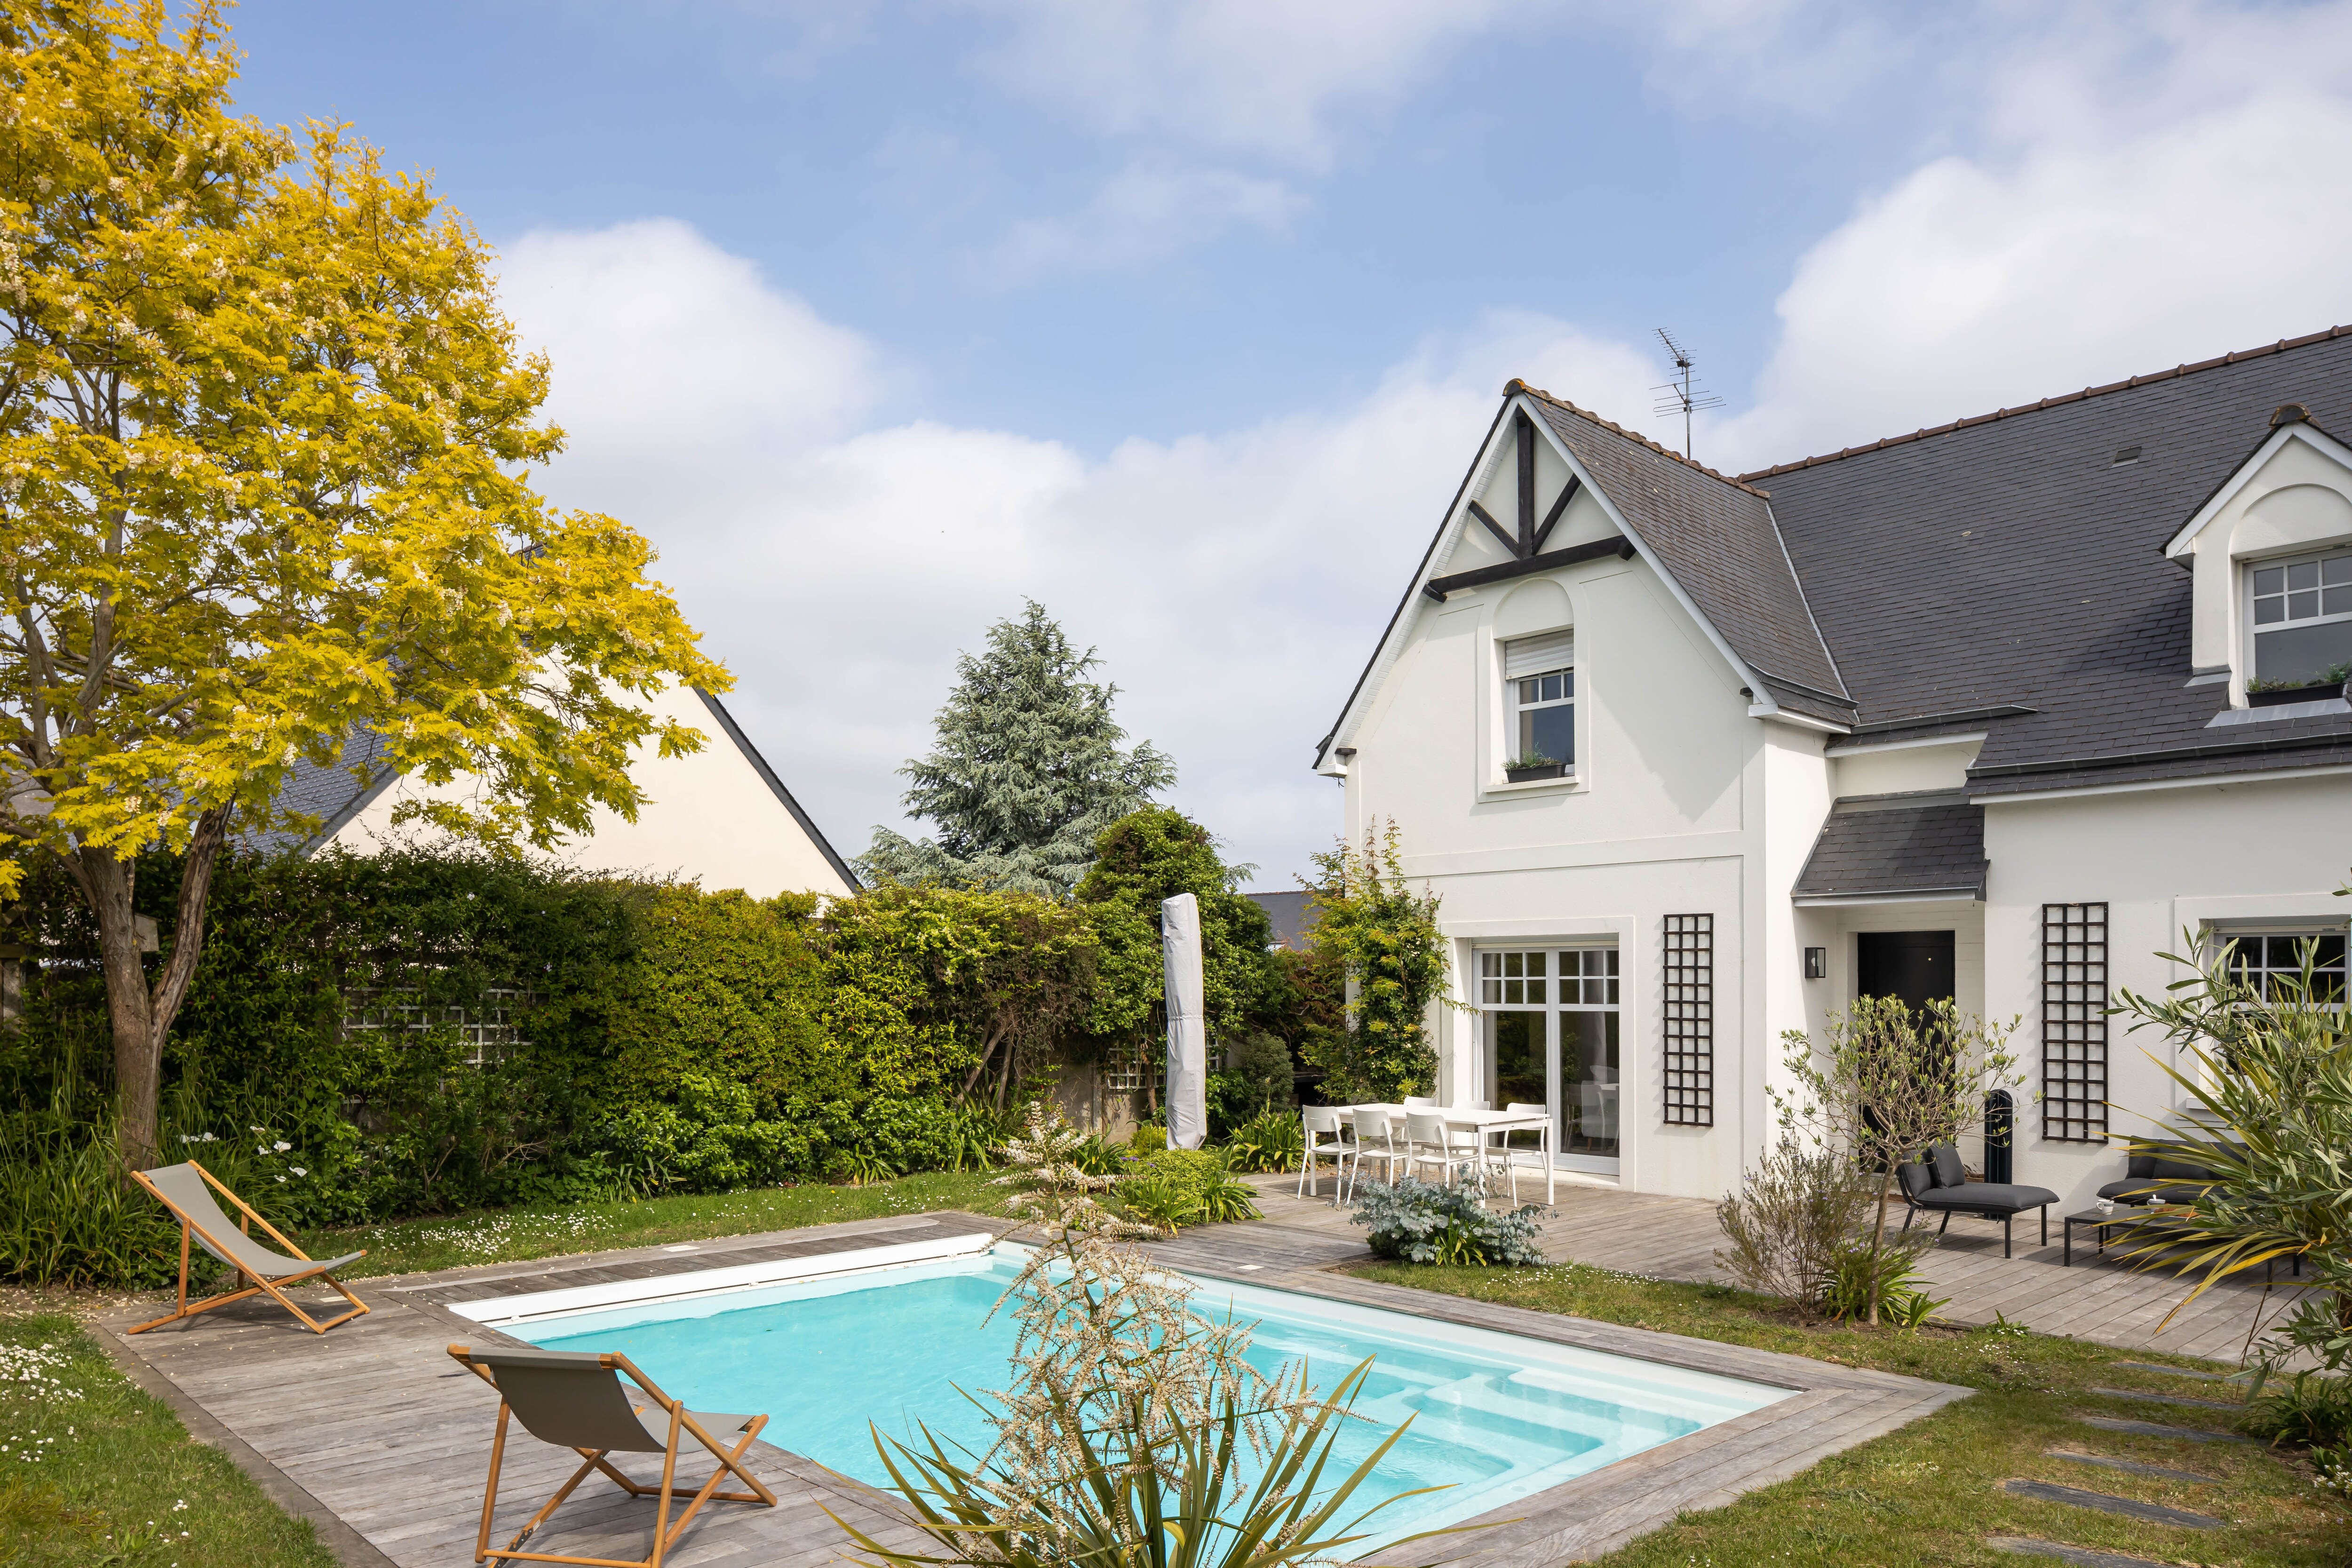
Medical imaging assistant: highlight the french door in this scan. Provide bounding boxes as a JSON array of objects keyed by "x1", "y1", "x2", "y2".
[{"x1": 1478, "y1": 947, "x2": 1621, "y2": 1174}]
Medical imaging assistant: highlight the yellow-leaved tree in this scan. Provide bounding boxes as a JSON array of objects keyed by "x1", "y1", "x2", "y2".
[{"x1": 0, "y1": 2, "x2": 728, "y2": 1168}]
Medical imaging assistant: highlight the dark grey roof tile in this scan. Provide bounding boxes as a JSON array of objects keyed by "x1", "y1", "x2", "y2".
[{"x1": 1793, "y1": 803, "x2": 1987, "y2": 899}]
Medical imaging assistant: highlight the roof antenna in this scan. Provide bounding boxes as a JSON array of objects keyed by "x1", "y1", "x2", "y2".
[{"x1": 1651, "y1": 328, "x2": 1724, "y2": 462}]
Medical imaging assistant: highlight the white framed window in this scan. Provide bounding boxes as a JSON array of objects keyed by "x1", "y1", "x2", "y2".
[
  {"x1": 1476, "y1": 944, "x2": 1621, "y2": 1168},
  {"x1": 2219, "y1": 927, "x2": 2347, "y2": 1004},
  {"x1": 1503, "y1": 630, "x2": 1575, "y2": 770},
  {"x1": 2246, "y1": 548, "x2": 2352, "y2": 689}
]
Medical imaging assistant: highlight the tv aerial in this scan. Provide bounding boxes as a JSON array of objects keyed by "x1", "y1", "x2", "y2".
[{"x1": 1651, "y1": 328, "x2": 1725, "y2": 462}]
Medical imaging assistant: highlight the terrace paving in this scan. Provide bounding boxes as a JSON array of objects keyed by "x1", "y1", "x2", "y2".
[{"x1": 1239, "y1": 1169, "x2": 2299, "y2": 1364}]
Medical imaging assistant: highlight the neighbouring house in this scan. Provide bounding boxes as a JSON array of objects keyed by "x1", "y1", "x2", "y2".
[
  {"x1": 1316, "y1": 325, "x2": 2352, "y2": 1209},
  {"x1": 261, "y1": 684, "x2": 859, "y2": 901},
  {"x1": 1245, "y1": 889, "x2": 1321, "y2": 952}
]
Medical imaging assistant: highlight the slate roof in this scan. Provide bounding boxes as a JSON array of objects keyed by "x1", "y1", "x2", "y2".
[
  {"x1": 1792, "y1": 800, "x2": 1988, "y2": 901},
  {"x1": 1519, "y1": 386, "x2": 1855, "y2": 725},
  {"x1": 1760, "y1": 327, "x2": 2352, "y2": 792}
]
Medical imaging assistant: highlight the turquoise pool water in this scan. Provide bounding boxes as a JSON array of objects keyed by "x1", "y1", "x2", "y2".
[{"x1": 511, "y1": 1249, "x2": 1788, "y2": 1540}]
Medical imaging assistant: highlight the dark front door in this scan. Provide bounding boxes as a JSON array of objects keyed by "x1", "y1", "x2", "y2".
[{"x1": 1856, "y1": 930, "x2": 1955, "y2": 1019}]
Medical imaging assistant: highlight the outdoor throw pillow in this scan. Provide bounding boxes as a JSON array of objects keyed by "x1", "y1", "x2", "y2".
[{"x1": 1930, "y1": 1145, "x2": 1967, "y2": 1188}]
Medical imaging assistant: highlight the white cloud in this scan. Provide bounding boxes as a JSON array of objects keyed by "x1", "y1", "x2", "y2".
[
  {"x1": 499, "y1": 217, "x2": 1663, "y2": 881},
  {"x1": 961, "y1": 0, "x2": 1516, "y2": 169},
  {"x1": 499, "y1": 219, "x2": 882, "y2": 462},
  {"x1": 1710, "y1": 0, "x2": 2352, "y2": 469},
  {"x1": 990, "y1": 154, "x2": 1304, "y2": 279}
]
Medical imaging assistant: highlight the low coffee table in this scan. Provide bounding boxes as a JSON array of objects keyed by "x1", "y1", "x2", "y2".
[{"x1": 2063, "y1": 1207, "x2": 2145, "y2": 1266}]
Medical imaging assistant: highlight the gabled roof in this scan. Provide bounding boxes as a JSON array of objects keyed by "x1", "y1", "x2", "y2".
[
  {"x1": 1518, "y1": 387, "x2": 1852, "y2": 723},
  {"x1": 1314, "y1": 384, "x2": 1853, "y2": 766},
  {"x1": 248, "y1": 691, "x2": 860, "y2": 889}
]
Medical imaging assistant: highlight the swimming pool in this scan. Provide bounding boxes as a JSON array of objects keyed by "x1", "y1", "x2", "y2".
[{"x1": 468, "y1": 1240, "x2": 1790, "y2": 1542}]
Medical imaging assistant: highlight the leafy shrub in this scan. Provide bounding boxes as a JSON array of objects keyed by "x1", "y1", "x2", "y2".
[
  {"x1": 2243, "y1": 1372, "x2": 2352, "y2": 1448},
  {"x1": 1128, "y1": 1122, "x2": 1167, "y2": 1153},
  {"x1": 1207, "y1": 1031, "x2": 1297, "y2": 1136},
  {"x1": 1715, "y1": 1138, "x2": 1872, "y2": 1307},
  {"x1": 1223, "y1": 1111, "x2": 1304, "y2": 1174},
  {"x1": 1349, "y1": 1178, "x2": 1545, "y2": 1266},
  {"x1": 1118, "y1": 1171, "x2": 1198, "y2": 1231},
  {"x1": 1820, "y1": 1240, "x2": 1945, "y2": 1330},
  {"x1": 1064, "y1": 1134, "x2": 1128, "y2": 1177},
  {"x1": 1118, "y1": 1148, "x2": 1260, "y2": 1231}
]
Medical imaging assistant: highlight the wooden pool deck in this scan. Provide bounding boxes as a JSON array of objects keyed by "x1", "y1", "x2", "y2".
[{"x1": 93, "y1": 1198, "x2": 1977, "y2": 1568}]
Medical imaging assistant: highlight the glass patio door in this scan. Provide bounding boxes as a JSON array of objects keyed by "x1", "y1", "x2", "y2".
[{"x1": 1478, "y1": 947, "x2": 1620, "y2": 1175}]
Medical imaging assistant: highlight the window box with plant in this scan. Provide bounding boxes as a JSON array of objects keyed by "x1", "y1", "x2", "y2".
[
  {"x1": 1504, "y1": 748, "x2": 1568, "y2": 782},
  {"x1": 2246, "y1": 661, "x2": 2352, "y2": 707}
]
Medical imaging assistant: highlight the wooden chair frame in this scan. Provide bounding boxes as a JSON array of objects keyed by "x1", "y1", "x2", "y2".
[
  {"x1": 127, "y1": 1160, "x2": 368, "y2": 1336},
  {"x1": 449, "y1": 1345, "x2": 778, "y2": 1568}
]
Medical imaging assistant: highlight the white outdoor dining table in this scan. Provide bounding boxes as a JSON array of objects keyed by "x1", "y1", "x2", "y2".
[{"x1": 1333, "y1": 1103, "x2": 1556, "y2": 1205}]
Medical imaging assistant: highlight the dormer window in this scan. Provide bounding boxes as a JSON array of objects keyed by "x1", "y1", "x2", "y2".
[
  {"x1": 2248, "y1": 548, "x2": 2352, "y2": 689},
  {"x1": 1504, "y1": 630, "x2": 1575, "y2": 771}
]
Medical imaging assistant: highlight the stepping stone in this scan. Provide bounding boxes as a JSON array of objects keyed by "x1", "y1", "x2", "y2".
[
  {"x1": 1986, "y1": 1537, "x2": 2174, "y2": 1566},
  {"x1": 2074, "y1": 1413, "x2": 2249, "y2": 1443},
  {"x1": 2112, "y1": 1361, "x2": 2230, "y2": 1381},
  {"x1": 2001, "y1": 1478, "x2": 2224, "y2": 1530},
  {"x1": 2045, "y1": 1448, "x2": 2215, "y2": 1485},
  {"x1": 2089, "y1": 1385, "x2": 2241, "y2": 1411}
]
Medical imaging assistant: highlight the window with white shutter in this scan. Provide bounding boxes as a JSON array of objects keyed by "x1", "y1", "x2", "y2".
[{"x1": 1503, "y1": 630, "x2": 1575, "y2": 770}]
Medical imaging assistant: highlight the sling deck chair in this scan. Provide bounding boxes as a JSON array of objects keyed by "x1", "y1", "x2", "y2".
[
  {"x1": 127, "y1": 1161, "x2": 368, "y2": 1335},
  {"x1": 448, "y1": 1345, "x2": 777, "y2": 1568}
]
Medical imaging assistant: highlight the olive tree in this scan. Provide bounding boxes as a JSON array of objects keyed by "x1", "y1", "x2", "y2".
[{"x1": 1772, "y1": 996, "x2": 2022, "y2": 1325}]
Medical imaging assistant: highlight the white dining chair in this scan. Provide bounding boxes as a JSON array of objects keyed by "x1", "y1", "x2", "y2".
[
  {"x1": 1346, "y1": 1109, "x2": 1403, "y2": 1199},
  {"x1": 1298, "y1": 1105, "x2": 1346, "y2": 1201},
  {"x1": 1403, "y1": 1111, "x2": 1470, "y2": 1188},
  {"x1": 1442, "y1": 1116, "x2": 1491, "y2": 1199},
  {"x1": 1490, "y1": 1101, "x2": 1547, "y2": 1205},
  {"x1": 1402, "y1": 1095, "x2": 1438, "y2": 1111}
]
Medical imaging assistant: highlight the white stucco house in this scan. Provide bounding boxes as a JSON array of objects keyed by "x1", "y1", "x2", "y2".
[
  {"x1": 263, "y1": 684, "x2": 858, "y2": 901},
  {"x1": 1315, "y1": 325, "x2": 2352, "y2": 1210}
]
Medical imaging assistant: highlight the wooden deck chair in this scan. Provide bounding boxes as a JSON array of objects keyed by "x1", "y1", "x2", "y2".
[
  {"x1": 127, "y1": 1161, "x2": 368, "y2": 1335},
  {"x1": 448, "y1": 1345, "x2": 777, "y2": 1568}
]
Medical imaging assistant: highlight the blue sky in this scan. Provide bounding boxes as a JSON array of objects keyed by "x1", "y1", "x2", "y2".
[{"x1": 227, "y1": 2, "x2": 2352, "y2": 886}]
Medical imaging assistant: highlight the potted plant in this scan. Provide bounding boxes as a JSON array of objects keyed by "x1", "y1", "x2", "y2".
[
  {"x1": 2247, "y1": 662, "x2": 2352, "y2": 708},
  {"x1": 1504, "y1": 748, "x2": 1567, "y2": 783}
]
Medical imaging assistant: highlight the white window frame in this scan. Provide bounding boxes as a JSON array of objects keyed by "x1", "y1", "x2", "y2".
[
  {"x1": 2242, "y1": 545, "x2": 2352, "y2": 691},
  {"x1": 1474, "y1": 943, "x2": 1621, "y2": 1174},
  {"x1": 1509, "y1": 664, "x2": 1575, "y2": 769},
  {"x1": 2210, "y1": 923, "x2": 2348, "y2": 1005}
]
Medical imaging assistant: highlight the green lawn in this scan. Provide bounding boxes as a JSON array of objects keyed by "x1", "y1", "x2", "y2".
[
  {"x1": 292, "y1": 1169, "x2": 1006, "y2": 1280},
  {"x1": 1361, "y1": 1259, "x2": 2351, "y2": 1568},
  {"x1": 0, "y1": 1313, "x2": 337, "y2": 1568}
]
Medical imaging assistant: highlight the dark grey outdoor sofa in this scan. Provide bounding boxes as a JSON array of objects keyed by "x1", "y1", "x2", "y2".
[
  {"x1": 2097, "y1": 1150, "x2": 2222, "y2": 1207},
  {"x1": 1895, "y1": 1144, "x2": 2060, "y2": 1258}
]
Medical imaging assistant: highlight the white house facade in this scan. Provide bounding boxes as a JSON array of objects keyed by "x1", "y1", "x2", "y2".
[
  {"x1": 1315, "y1": 326, "x2": 2352, "y2": 1210},
  {"x1": 264, "y1": 685, "x2": 859, "y2": 901}
]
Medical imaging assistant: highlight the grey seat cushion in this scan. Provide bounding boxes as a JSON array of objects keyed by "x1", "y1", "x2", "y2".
[{"x1": 1909, "y1": 1182, "x2": 2058, "y2": 1215}]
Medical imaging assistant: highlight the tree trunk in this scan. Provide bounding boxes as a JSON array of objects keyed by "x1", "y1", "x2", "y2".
[
  {"x1": 1866, "y1": 1166, "x2": 1896, "y2": 1328},
  {"x1": 79, "y1": 807, "x2": 233, "y2": 1173}
]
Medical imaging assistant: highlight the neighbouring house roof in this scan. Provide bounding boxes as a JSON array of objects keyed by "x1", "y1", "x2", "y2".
[
  {"x1": 1245, "y1": 890, "x2": 1319, "y2": 952},
  {"x1": 1760, "y1": 327, "x2": 2352, "y2": 794},
  {"x1": 1791, "y1": 798, "x2": 1988, "y2": 903},
  {"x1": 245, "y1": 691, "x2": 860, "y2": 890}
]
